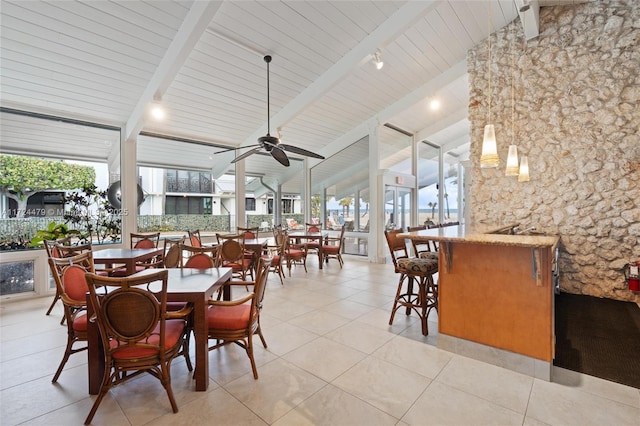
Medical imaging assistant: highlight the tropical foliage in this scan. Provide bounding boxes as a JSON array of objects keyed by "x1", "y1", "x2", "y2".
[{"x1": 0, "y1": 154, "x2": 95, "y2": 218}]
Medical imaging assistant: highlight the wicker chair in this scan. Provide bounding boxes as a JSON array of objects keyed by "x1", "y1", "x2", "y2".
[
  {"x1": 216, "y1": 234, "x2": 254, "y2": 280},
  {"x1": 83, "y1": 269, "x2": 192, "y2": 424},
  {"x1": 384, "y1": 228, "x2": 438, "y2": 336},
  {"x1": 322, "y1": 224, "x2": 345, "y2": 268},
  {"x1": 48, "y1": 251, "x2": 95, "y2": 383},
  {"x1": 206, "y1": 258, "x2": 270, "y2": 379}
]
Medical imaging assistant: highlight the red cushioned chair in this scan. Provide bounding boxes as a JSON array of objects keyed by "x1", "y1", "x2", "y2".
[
  {"x1": 111, "y1": 232, "x2": 162, "y2": 276},
  {"x1": 48, "y1": 251, "x2": 95, "y2": 383},
  {"x1": 322, "y1": 224, "x2": 345, "y2": 268},
  {"x1": 206, "y1": 257, "x2": 270, "y2": 379},
  {"x1": 84, "y1": 269, "x2": 191, "y2": 425},
  {"x1": 283, "y1": 231, "x2": 307, "y2": 276}
]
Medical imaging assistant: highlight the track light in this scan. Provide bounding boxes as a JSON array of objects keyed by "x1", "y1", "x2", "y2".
[{"x1": 373, "y1": 50, "x2": 384, "y2": 70}]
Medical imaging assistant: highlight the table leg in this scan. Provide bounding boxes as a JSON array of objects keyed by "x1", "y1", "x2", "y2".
[
  {"x1": 318, "y1": 237, "x2": 323, "y2": 269},
  {"x1": 192, "y1": 296, "x2": 208, "y2": 391},
  {"x1": 87, "y1": 295, "x2": 104, "y2": 395}
]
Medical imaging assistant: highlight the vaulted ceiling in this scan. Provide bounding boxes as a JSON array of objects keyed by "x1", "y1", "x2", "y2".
[{"x1": 0, "y1": 0, "x2": 582, "y2": 195}]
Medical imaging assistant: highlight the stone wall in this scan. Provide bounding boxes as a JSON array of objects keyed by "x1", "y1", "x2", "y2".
[{"x1": 467, "y1": 0, "x2": 639, "y2": 301}]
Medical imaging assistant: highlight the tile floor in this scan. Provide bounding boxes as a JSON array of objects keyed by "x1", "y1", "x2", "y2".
[{"x1": 1, "y1": 255, "x2": 639, "y2": 425}]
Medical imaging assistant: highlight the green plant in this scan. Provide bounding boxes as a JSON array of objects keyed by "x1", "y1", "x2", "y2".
[
  {"x1": 29, "y1": 221, "x2": 81, "y2": 247},
  {"x1": 63, "y1": 185, "x2": 121, "y2": 244}
]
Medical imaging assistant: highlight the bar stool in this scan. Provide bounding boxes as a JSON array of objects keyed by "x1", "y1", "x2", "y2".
[{"x1": 384, "y1": 228, "x2": 438, "y2": 335}]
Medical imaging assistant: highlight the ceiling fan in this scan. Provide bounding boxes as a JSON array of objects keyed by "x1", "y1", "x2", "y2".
[{"x1": 214, "y1": 55, "x2": 325, "y2": 167}]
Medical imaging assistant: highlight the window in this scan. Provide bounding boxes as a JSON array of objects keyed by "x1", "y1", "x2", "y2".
[
  {"x1": 165, "y1": 196, "x2": 211, "y2": 214},
  {"x1": 245, "y1": 197, "x2": 256, "y2": 211}
]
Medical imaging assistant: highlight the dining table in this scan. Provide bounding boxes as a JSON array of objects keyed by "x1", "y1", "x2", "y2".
[
  {"x1": 92, "y1": 247, "x2": 163, "y2": 276},
  {"x1": 288, "y1": 231, "x2": 326, "y2": 269},
  {"x1": 86, "y1": 267, "x2": 233, "y2": 394}
]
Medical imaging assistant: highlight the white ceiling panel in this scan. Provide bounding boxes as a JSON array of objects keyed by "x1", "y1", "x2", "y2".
[{"x1": 0, "y1": 0, "x2": 584, "y2": 190}]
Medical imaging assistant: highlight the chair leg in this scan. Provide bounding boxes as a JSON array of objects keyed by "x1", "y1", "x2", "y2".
[
  {"x1": 52, "y1": 338, "x2": 74, "y2": 383},
  {"x1": 389, "y1": 273, "x2": 407, "y2": 326},
  {"x1": 246, "y1": 334, "x2": 258, "y2": 380},
  {"x1": 45, "y1": 292, "x2": 60, "y2": 316},
  {"x1": 84, "y1": 363, "x2": 112, "y2": 425},
  {"x1": 160, "y1": 361, "x2": 179, "y2": 413}
]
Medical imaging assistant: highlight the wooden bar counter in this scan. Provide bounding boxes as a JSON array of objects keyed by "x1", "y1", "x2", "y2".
[{"x1": 400, "y1": 225, "x2": 560, "y2": 379}]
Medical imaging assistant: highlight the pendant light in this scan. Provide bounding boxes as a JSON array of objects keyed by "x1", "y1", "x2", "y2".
[
  {"x1": 505, "y1": 10, "x2": 519, "y2": 176},
  {"x1": 518, "y1": 156, "x2": 530, "y2": 181},
  {"x1": 480, "y1": 7, "x2": 499, "y2": 168}
]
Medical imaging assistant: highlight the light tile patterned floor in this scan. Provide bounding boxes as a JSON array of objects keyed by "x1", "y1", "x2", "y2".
[{"x1": 1, "y1": 255, "x2": 639, "y2": 425}]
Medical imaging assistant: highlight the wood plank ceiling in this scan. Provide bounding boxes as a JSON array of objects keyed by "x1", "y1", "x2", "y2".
[{"x1": 1, "y1": 0, "x2": 572, "y2": 195}]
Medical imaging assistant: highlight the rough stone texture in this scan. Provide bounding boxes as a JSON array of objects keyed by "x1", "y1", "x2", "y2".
[{"x1": 467, "y1": 0, "x2": 639, "y2": 301}]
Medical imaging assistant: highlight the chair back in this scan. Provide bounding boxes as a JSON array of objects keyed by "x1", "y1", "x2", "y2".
[
  {"x1": 131, "y1": 232, "x2": 160, "y2": 249},
  {"x1": 85, "y1": 269, "x2": 170, "y2": 358},
  {"x1": 384, "y1": 228, "x2": 409, "y2": 269},
  {"x1": 218, "y1": 238, "x2": 244, "y2": 263},
  {"x1": 253, "y1": 257, "x2": 270, "y2": 312},
  {"x1": 49, "y1": 251, "x2": 96, "y2": 283},
  {"x1": 305, "y1": 223, "x2": 322, "y2": 233},
  {"x1": 44, "y1": 238, "x2": 71, "y2": 258},
  {"x1": 184, "y1": 253, "x2": 215, "y2": 268},
  {"x1": 188, "y1": 230, "x2": 202, "y2": 248},
  {"x1": 336, "y1": 224, "x2": 346, "y2": 248},
  {"x1": 407, "y1": 225, "x2": 437, "y2": 254},
  {"x1": 62, "y1": 264, "x2": 91, "y2": 303},
  {"x1": 238, "y1": 227, "x2": 259, "y2": 240},
  {"x1": 162, "y1": 236, "x2": 185, "y2": 268},
  {"x1": 181, "y1": 244, "x2": 218, "y2": 267},
  {"x1": 57, "y1": 243, "x2": 93, "y2": 257}
]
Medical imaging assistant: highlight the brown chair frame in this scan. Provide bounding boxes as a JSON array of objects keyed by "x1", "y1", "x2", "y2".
[
  {"x1": 180, "y1": 243, "x2": 218, "y2": 268},
  {"x1": 407, "y1": 225, "x2": 439, "y2": 255},
  {"x1": 322, "y1": 224, "x2": 345, "y2": 268},
  {"x1": 187, "y1": 229, "x2": 202, "y2": 248},
  {"x1": 84, "y1": 269, "x2": 192, "y2": 424},
  {"x1": 262, "y1": 230, "x2": 286, "y2": 285},
  {"x1": 216, "y1": 234, "x2": 254, "y2": 280},
  {"x1": 237, "y1": 226, "x2": 259, "y2": 240},
  {"x1": 206, "y1": 258, "x2": 270, "y2": 379},
  {"x1": 283, "y1": 231, "x2": 307, "y2": 276},
  {"x1": 48, "y1": 251, "x2": 95, "y2": 383},
  {"x1": 162, "y1": 236, "x2": 185, "y2": 268},
  {"x1": 384, "y1": 229, "x2": 438, "y2": 336}
]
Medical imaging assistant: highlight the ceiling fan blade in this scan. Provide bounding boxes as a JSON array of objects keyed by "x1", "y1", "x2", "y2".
[
  {"x1": 213, "y1": 144, "x2": 260, "y2": 155},
  {"x1": 270, "y1": 146, "x2": 290, "y2": 167},
  {"x1": 231, "y1": 147, "x2": 262, "y2": 163},
  {"x1": 280, "y1": 144, "x2": 325, "y2": 159}
]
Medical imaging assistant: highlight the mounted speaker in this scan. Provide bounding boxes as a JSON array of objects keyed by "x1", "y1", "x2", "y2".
[{"x1": 107, "y1": 181, "x2": 144, "y2": 209}]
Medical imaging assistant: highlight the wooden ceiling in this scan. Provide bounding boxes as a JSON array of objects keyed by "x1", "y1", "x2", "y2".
[{"x1": 0, "y1": 1, "x2": 579, "y2": 193}]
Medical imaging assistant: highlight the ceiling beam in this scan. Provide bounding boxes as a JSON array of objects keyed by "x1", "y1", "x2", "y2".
[
  {"x1": 124, "y1": 1, "x2": 222, "y2": 142},
  {"x1": 515, "y1": 0, "x2": 540, "y2": 40}
]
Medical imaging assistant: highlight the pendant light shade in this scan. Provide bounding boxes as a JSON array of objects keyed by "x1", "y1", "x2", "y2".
[
  {"x1": 480, "y1": 124, "x2": 499, "y2": 168},
  {"x1": 518, "y1": 156, "x2": 530, "y2": 181},
  {"x1": 505, "y1": 145, "x2": 519, "y2": 176}
]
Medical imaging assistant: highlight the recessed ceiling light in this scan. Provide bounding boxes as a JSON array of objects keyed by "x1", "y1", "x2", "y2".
[{"x1": 429, "y1": 99, "x2": 440, "y2": 110}]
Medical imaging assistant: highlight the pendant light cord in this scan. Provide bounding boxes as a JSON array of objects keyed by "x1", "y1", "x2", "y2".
[
  {"x1": 511, "y1": 7, "x2": 515, "y2": 145},
  {"x1": 487, "y1": 5, "x2": 492, "y2": 123}
]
